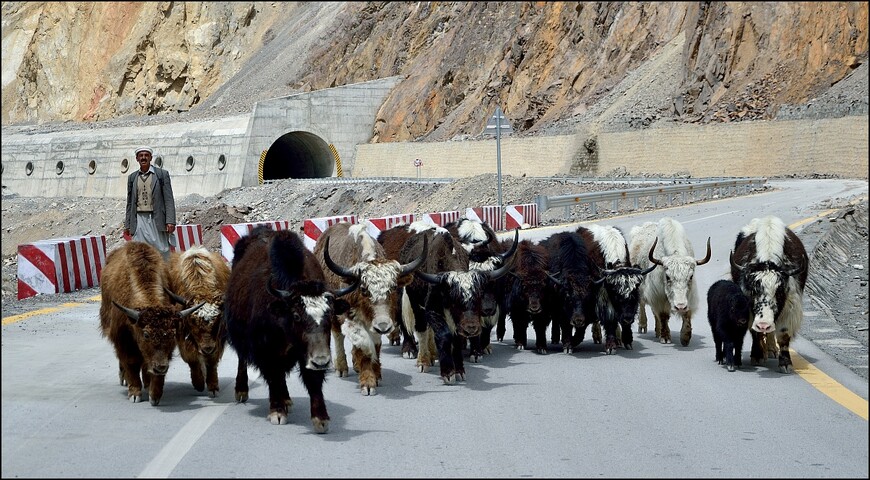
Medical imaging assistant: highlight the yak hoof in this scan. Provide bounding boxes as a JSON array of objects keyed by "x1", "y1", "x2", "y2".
[
  {"x1": 361, "y1": 385, "x2": 376, "y2": 396},
  {"x1": 403, "y1": 350, "x2": 417, "y2": 359},
  {"x1": 536, "y1": 348, "x2": 548, "y2": 355},
  {"x1": 563, "y1": 345, "x2": 573, "y2": 354},
  {"x1": 267, "y1": 411, "x2": 288, "y2": 425},
  {"x1": 312, "y1": 418, "x2": 329, "y2": 434},
  {"x1": 149, "y1": 397, "x2": 161, "y2": 406},
  {"x1": 209, "y1": 389, "x2": 218, "y2": 398},
  {"x1": 336, "y1": 368, "x2": 349, "y2": 378},
  {"x1": 235, "y1": 391, "x2": 249, "y2": 403},
  {"x1": 442, "y1": 374, "x2": 455, "y2": 385},
  {"x1": 727, "y1": 364, "x2": 736, "y2": 372},
  {"x1": 515, "y1": 344, "x2": 526, "y2": 351},
  {"x1": 638, "y1": 325, "x2": 647, "y2": 334},
  {"x1": 129, "y1": 394, "x2": 141, "y2": 403},
  {"x1": 469, "y1": 354, "x2": 481, "y2": 363}
]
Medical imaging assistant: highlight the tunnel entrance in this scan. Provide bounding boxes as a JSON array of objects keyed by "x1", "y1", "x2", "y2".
[{"x1": 262, "y1": 131, "x2": 334, "y2": 181}]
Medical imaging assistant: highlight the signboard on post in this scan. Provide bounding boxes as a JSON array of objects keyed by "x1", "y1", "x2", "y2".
[
  {"x1": 482, "y1": 106, "x2": 513, "y2": 228},
  {"x1": 414, "y1": 158, "x2": 423, "y2": 179}
]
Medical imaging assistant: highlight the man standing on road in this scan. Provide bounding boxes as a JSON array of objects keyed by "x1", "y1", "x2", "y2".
[{"x1": 124, "y1": 146, "x2": 176, "y2": 260}]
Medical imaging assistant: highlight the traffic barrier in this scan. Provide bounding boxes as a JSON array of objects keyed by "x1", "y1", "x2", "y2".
[
  {"x1": 122, "y1": 224, "x2": 203, "y2": 252},
  {"x1": 221, "y1": 220, "x2": 291, "y2": 263},
  {"x1": 17, "y1": 235, "x2": 107, "y2": 300},
  {"x1": 505, "y1": 203, "x2": 539, "y2": 230},
  {"x1": 172, "y1": 224, "x2": 204, "y2": 251},
  {"x1": 419, "y1": 210, "x2": 461, "y2": 227},
  {"x1": 465, "y1": 206, "x2": 503, "y2": 231},
  {"x1": 302, "y1": 215, "x2": 358, "y2": 251},
  {"x1": 364, "y1": 213, "x2": 415, "y2": 240}
]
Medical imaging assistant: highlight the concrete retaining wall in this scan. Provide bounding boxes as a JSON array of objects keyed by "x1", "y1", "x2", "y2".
[
  {"x1": 597, "y1": 116, "x2": 869, "y2": 178},
  {"x1": 354, "y1": 134, "x2": 581, "y2": 178},
  {"x1": 353, "y1": 115, "x2": 869, "y2": 180}
]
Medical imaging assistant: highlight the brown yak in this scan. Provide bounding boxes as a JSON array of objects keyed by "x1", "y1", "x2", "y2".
[
  {"x1": 100, "y1": 241, "x2": 203, "y2": 405},
  {"x1": 166, "y1": 246, "x2": 231, "y2": 397}
]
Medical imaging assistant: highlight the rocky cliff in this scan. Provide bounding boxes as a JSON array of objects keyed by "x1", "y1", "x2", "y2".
[{"x1": 2, "y1": 2, "x2": 867, "y2": 141}]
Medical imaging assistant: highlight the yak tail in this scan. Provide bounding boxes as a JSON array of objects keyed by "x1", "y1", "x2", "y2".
[{"x1": 401, "y1": 289, "x2": 416, "y2": 336}]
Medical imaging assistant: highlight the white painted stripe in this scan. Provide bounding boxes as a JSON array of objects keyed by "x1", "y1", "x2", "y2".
[
  {"x1": 137, "y1": 403, "x2": 229, "y2": 478},
  {"x1": 681, "y1": 210, "x2": 739, "y2": 224}
]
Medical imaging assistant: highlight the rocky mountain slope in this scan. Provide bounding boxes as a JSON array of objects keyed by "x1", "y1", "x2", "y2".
[{"x1": 2, "y1": 2, "x2": 867, "y2": 140}]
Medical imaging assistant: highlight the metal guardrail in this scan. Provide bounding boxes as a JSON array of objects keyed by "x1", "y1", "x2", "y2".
[
  {"x1": 264, "y1": 176, "x2": 743, "y2": 186},
  {"x1": 534, "y1": 177, "x2": 768, "y2": 216},
  {"x1": 262, "y1": 177, "x2": 455, "y2": 185}
]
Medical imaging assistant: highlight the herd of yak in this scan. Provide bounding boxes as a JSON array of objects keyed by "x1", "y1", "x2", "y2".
[{"x1": 98, "y1": 214, "x2": 809, "y2": 433}]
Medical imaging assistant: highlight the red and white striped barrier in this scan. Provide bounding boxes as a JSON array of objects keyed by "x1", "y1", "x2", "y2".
[
  {"x1": 17, "y1": 235, "x2": 107, "y2": 300},
  {"x1": 419, "y1": 210, "x2": 461, "y2": 227},
  {"x1": 172, "y1": 224, "x2": 204, "y2": 251},
  {"x1": 221, "y1": 220, "x2": 291, "y2": 263},
  {"x1": 302, "y1": 215, "x2": 358, "y2": 251},
  {"x1": 364, "y1": 213, "x2": 415, "y2": 240},
  {"x1": 122, "y1": 224, "x2": 203, "y2": 252},
  {"x1": 465, "y1": 206, "x2": 503, "y2": 231},
  {"x1": 505, "y1": 203, "x2": 539, "y2": 230}
]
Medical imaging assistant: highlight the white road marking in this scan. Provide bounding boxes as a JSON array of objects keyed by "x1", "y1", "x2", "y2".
[{"x1": 137, "y1": 403, "x2": 229, "y2": 478}]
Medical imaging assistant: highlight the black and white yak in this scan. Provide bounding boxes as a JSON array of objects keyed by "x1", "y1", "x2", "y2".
[{"x1": 730, "y1": 215, "x2": 808, "y2": 373}]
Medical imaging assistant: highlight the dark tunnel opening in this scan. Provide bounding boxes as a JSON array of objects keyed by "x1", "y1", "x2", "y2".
[{"x1": 262, "y1": 131, "x2": 334, "y2": 181}]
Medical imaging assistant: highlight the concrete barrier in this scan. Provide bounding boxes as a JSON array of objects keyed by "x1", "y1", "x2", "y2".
[
  {"x1": 220, "y1": 221, "x2": 291, "y2": 263},
  {"x1": 123, "y1": 224, "x2": 203, "y2": 252},
  {"x1": 364, "y1": 214, "x2": 415, "y2": 240},
  {"x1": 419, "y1": 211, "x2": 461, "y2": 227},
  {"x1": 466, "y1": 206, "x2": 503, "y2": 231},
  {"x1": 505, "y1": 203, "x2": 539, "y2": 230},
  {"x1": 17, "y1": 235, "x2": 107, "y2": 300},
  {"x1": 302, "y1": 215, "x2": 358, "y2": 251}
]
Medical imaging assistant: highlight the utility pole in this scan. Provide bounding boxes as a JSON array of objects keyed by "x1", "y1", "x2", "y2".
[{"x1": 483, "y1": 105, "x2": 513, "y2": 229}]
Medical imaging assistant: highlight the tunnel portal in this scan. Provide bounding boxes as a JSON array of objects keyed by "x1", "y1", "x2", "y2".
[{"x1": 262, "y1": 131, "x2": 334, "y2": 181}]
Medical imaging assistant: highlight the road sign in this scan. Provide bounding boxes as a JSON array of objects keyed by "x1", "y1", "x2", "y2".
[
  {"x1": 483, "y1": 106, "x2": 513, "y2": 135},
  {"x1": 414, "y1": 158, "x2": 422, "y2": 167}
]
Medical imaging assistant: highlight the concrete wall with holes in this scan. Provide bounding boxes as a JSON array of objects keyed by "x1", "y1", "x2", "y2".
[{"x1": 1, "y1": 115, "x2": 250, "y2": 199}]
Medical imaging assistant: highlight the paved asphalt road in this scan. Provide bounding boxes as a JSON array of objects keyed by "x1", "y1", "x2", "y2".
[{"x1": 2, "y1": 178, "x2": 867, "y2": 478}]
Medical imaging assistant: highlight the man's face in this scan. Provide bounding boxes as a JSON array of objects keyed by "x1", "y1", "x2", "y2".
[{"x1": 137, "y1": 152, "x2": 152, "y2": 172}]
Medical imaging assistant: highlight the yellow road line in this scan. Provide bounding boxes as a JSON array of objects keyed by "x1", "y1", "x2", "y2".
[
  {"x1": 791, "y1": 349, "x2": 868, "y2": 420},
  {"x1": 785, "y1": 214, "x2": 869, "y2": 421},
  {"x1": 790, "y1": 208, "x2": 839, "y2": 231},
  {"x1": 2, "y1": 297, "x2": 101, "y2": 326}
]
